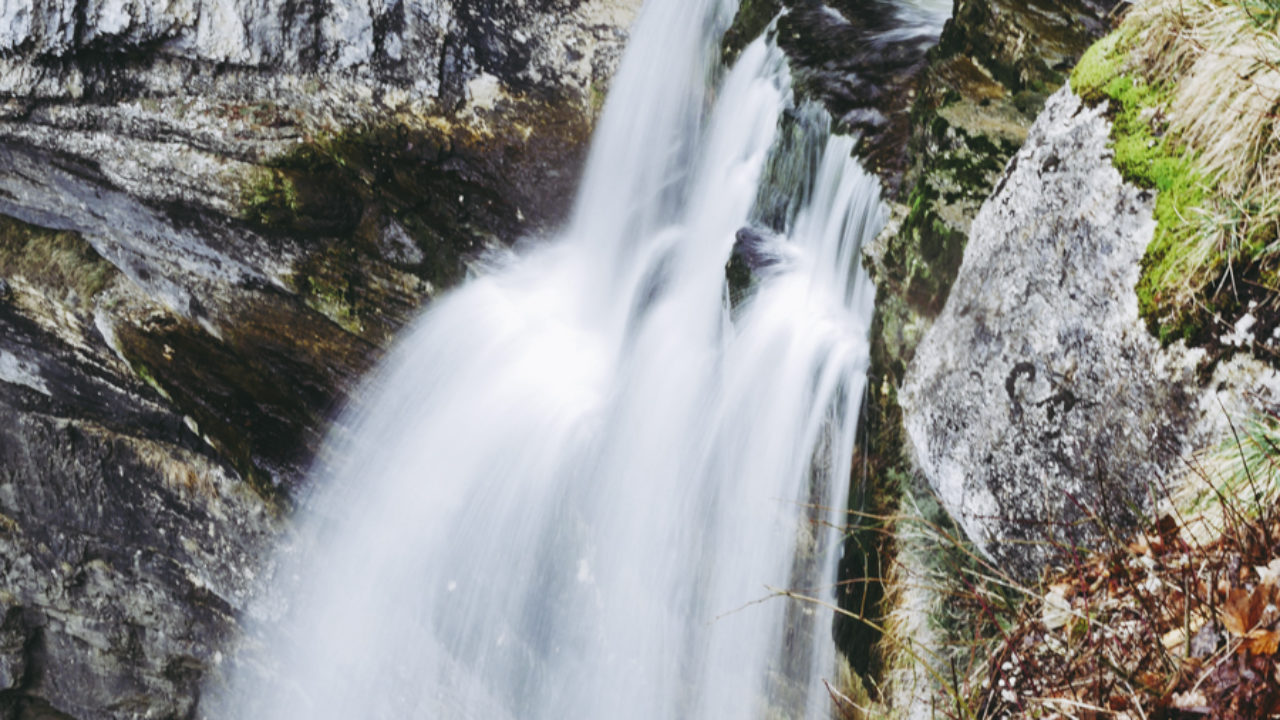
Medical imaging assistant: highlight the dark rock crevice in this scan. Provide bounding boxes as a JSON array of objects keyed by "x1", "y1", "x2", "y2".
[{"x1": 840, "y1": 0, "x2": 1122, "y2": 691}]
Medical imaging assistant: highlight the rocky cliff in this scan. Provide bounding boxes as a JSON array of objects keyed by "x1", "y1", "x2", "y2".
[
  {"x1": 869, "y1": 0, "x2": 1280, "y2": 715},
  {"x1": 837, "y1": 0, "x2": 1120, "y2": 683},
  {"x1": 0, "y1": 1, "x2": 638, "y2": 716}
]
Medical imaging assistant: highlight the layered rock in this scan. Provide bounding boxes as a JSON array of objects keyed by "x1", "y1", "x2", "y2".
[{"x1": 0, "y1": 1, "x2": 640, "y2": 716}]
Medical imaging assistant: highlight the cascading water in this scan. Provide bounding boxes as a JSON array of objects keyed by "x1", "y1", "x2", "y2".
[{"x1": 216, "y1": 1, "x2": 893, "y2": 717}]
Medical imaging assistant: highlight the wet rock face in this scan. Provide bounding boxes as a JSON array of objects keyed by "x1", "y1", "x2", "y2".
[
  {"x1": 899, "y1": 88, "x2": 1200, "y2": 579},
  {"x1": 724, "y1": 0, "x2": 949, "y2": 191},
  {"x1": 0, "y1": 1, "x2": 639, "y2": 717},
  {"x1": 776, "y1": 1, "x2": 944, "y2": 190},
  {"x1": 0, "y1": 303, "x2": 280, "y2": 720}
]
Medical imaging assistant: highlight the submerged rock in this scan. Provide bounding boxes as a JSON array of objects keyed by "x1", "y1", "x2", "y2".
[{"x1": 899, "y1": 88, "x2": 1200, "y2": 578}]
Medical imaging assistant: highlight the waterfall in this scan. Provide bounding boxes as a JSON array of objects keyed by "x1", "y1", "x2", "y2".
[{"x1": 216, "y1": 1, "x2": 888, "y2": 717}]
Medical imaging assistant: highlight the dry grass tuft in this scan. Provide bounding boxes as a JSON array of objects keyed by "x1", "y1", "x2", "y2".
[{"x1": 1077, "y1": 0, "x2": 1280, "y2": 347}]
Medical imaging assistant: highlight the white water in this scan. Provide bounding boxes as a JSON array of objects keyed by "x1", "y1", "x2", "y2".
[
  {"x1": 877, "y1": 0, "x2": 952, "y2": 43},
  {"x1": 219, "y1": 1, "x2": 889, "y2": 717}
]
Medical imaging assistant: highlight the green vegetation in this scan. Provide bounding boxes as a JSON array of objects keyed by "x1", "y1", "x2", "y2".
[
  {"x1": 842, "y1": 410, "x2": 1280, "y2": 720},
  {"x1": 244, "y1": 169, "x2": 300, "y2": 228},
  {"x1": 1073, "y1": 0, "x2": 1280, "y2": 349},
  {"x1": 241, "y1": 123, "x2": 490, "y2": 335},
  {"x1": 1243, "y1": 0, "x2": 1280, "y2": 29},
  {"x1": 1182, "y1": 412, "x2": 1280, "y2": 520},
  {"x1": 1067, "y1": 31, "x2": 1128, "y2": 103},
  {"x1": 0, "y1": 215, "x2": 117, "y2": 307},
  {"x1": 305, "y1": 271, "x2": 363, "y2": 335},
  {"x1": 1071, "y1": 31, "x2": 1214, "y2": 343},
  {"x1": 241, "y1": 101, "x2": 591, "y2": 337}
]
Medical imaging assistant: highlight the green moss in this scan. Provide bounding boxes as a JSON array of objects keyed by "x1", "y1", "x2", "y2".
[
  {"x1": 588, "y1": 80, "x2": 607, "y2": 117},
  {"x1": 1069, "y1": 33, "x2": 1223, "y2": 343},
  {"x1": 0, "y1": 216, "x2": 117, "y2": 306},
  {"x1": 130, "y1": 362, "x2": 173, "y2": 402},
  {"x1": 304, "y1": 274, "x2": 363, "y2": 335},
  {"x1": 885, "y1": 152, "x2": 983, "y2": 315},
  {"x1": 1069, "y1": 30, "x2": 1129, "y2": 103},
  {"x1": 242, "y1": 120, "x2": 535, "y2": 302},
  {"x1": 243, "y1": 169, "x2": 300, "y2": 228}
]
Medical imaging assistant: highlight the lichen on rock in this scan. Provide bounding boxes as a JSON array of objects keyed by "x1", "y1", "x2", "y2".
[{"x1": 900, "y1": 87, "x2": 1200, "y2": 578}]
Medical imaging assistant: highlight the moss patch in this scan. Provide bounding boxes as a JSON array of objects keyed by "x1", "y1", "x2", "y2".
[
  {"x1": 1069, "y1": 30, "x2": 1128, "y2": 104},
  {"x1": 243, "y1": 169, "x2": 301, "y2": 229},
  {"x1": 0, "y1": 216, "x2": 117, "y2": 308},
  {"x1": 1072, "y1": 3, "x2": 1280, "y2": 354},
  {"x1": 242, "y1": 99, "x2": 593, "y2": 343},
  {"x1": 1070, "y1": 33, "x2": 1218, "y2": 344},
  {"x1": 1070, "y1": 47, "x2": 1218, "y2": 340}
]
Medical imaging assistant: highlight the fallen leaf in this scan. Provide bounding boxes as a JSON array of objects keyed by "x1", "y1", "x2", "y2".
[
  {"x1": 1257, "y1": 559, "x2": 1280, "y2": 607},
  {"x1": 1043, "y1": 585, "x2": 1073, "y2": 631},
  {"x1": 1247, "y1": 629, "x2": 1280, "y2": 656},
  {"x1": 1137, "y1": 671, "x2": 1164, "y2": 691},
  {"x1": 1222, "y1": 586, "x2": 1268, "y2": 637},
  {"x1": 1258, "y1": 558, "x2": 1280, "y2": 586},
  {"x1": 1162, "y1": 626, "x2": 1188, "y2": 654}
]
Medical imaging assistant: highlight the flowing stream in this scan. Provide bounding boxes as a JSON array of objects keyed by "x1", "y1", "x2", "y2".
[{"x1": 218, "y1": 0, "x2": 930, "y2": 717}]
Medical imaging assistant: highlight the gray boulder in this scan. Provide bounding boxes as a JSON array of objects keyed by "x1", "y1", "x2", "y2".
[{"x1": 900, "y1": 88, "x2": 1201, "y2": 579}]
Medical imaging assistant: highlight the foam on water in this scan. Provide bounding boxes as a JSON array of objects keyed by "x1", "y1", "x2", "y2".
[{"x1": 217, "y1": 1, "x2": 894, "y2": 717}]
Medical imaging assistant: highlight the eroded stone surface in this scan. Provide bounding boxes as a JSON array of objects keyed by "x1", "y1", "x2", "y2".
[{"x1": 900, "y1": 88, "x2": 1200, "y2": 578}]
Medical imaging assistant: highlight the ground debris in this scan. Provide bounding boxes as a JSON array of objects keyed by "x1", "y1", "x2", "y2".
[{"x1": 970, "y1": 514, "x2": 1280, "y2": 719}]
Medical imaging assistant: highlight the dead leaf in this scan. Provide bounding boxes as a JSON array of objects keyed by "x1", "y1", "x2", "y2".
[
  {"x1": 1129, "y1": 536, "x2": 1152, "y2": 556},
  {"x1": 1137, "y1": 671, "x2": 1164, "y2": 691},
  {"x1": 1162, "y1": 626, "x2": 1188, "y2": 654},
  {"x1": 1043, "y1": 584, "x2": 1073, "y2": 630},
  {"x1": 1222, "y1": 586, "x2": 1268, "y2": 637},
  {"x1": 1258, "y1": 558, "x2": 1280, "y2": 587},
  {"x1": 1247, "y1": 629, "x2": 1280, "y2": 656}
]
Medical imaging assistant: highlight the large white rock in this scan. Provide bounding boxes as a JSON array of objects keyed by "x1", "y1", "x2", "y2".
[{"x1": 900, "y1": 87, "x2": 1202, "y2": 578}]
